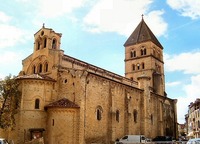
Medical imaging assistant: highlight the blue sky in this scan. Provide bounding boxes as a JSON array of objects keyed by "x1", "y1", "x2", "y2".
[{"x1": 1, "y1": 0, "x2": 200, "y2": 124}]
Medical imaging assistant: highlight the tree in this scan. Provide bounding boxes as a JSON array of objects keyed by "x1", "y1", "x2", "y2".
[{"x1": 0, "y1": 75, "x2": 21, "y2": 129}]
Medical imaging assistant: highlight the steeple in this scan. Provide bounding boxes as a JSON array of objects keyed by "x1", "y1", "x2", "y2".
[
  {"x1": 124, "y1": 18, "x2": 163, "y2": 49},
  {"x1": 124, "y1": 17, "x2": 165, "y2": 96}
]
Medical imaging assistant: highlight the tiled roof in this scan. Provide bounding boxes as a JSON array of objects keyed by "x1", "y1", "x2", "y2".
[
  {"x1": 45, "y1": 98, "x2": 80, "y2": 109},
  {"x1": 16, "y1": 74, "x2": 56, "y2": 82},
  {"x1": 124, "y1": 18, "x2": 163, "y2": 49}
]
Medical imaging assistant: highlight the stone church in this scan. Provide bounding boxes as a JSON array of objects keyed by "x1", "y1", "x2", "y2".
[{"x1": 8, "y1": 18, "x2": 177, "y2": 143}]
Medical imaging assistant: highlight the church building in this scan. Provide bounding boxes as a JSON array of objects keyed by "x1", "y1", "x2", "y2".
[{"x1": 8, "y1": 18, "x2": 177, "y2": 143}]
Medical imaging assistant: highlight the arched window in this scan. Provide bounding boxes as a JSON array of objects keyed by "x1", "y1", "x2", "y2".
[
  {"x1": 144, "y1": 48, "x2": 146, "y2": 55},
  {"x1": 137, "y1": 63, "x2": 140, "y2": 70},
  {"x1": 141, "y1": 49, "x2": 144, "y2": 56},
  {"x1": 44, "y1": 62, "x2": 48, "y2": 72},
  {"x1": 142, "y1": 62, "x2": 145, "y2": 69},
  {"x1": 44, "y1": 37, "x2": 47, "y2": 48},
  {"x1": 52, "y1": 38, "x2": 57, "y2": 49},
  {"x1": 131, "y1": 50, "x2": 136, "y2": 57},
  {"x1": 132, "y1": 64, "x2": 135, "y2": 71},
  {"x1": 97, "y1": 109, "x2": 101, "y2": 120},
  {"x1": 130, "y1": 51, "x2": 133, "y2": 57},
  {"x1": 38, "y1": 63, "x2": 42, "y2": 73},
  {"x1": 133, "y1": 109, "x2": 137, "y2": 123},
  {"x1": 37, "y1": 41, "x2": 40, "y2": 50},
  {"x1": 116, "y1": 110, "x2": 119, "y2": 122},
  {"x1": 141, "y1": 46, "x2": 146, "y2": 56},
  {"x1": 96, "y1": 106, "x2": 103, "y2": 121},
  {"x1": 33, "y1": 65, "x2": 36, "y2": 74},
  {"x1": 35, "y1": 99, "x2": 40, "y2": 109}
]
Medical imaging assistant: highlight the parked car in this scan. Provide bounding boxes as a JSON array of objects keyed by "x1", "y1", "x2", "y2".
[
  {"x1": 0, "y1": 138, "x2": 8, "y2": 144},
  {"x1": 186, "y1": 138, "x2": 200, "y2": 144},
  {"x1": 115, "y1": 135, "x2": 146, "y2": 144},
  {"x1": 152, "y1": 136, "x2": 173, "y2": 142}
]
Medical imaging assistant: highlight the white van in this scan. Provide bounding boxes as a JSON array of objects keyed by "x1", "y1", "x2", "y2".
[{"x1": 116, "y1": 135, "x2": 146, "y2": 144}]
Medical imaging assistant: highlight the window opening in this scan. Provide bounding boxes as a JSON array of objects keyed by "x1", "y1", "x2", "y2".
[
  {"x1": 52, "y1": 119, "x2": 54, "y2": 126},
  {"x1": 137, "y1": 63, "x2": 140, "y2": 70},
  {"x1": 33, "y1": 65, "x2": 36, "y2": 74},
  {"x1": 44, "y1": 63, "x2": 48, "y2": 72},
  {"x1": 97, "y1": 109, "x2": 101, "y2": 120},
  {"x1": 39, "y1": 64, "x2": 42, "y2": 73},
  {"x1": 52, "y1": 39, "x2": 57, "y2": 49},
  {"x1": 96, "y1": 106, "x2": 103, "y2": 121},
  {"x1": 44, "y1": 38, "x2": 47, "y2": 48},
  {"x1": 131, "y1": 50, "x2": 136, "y2": 57},
  {"x1": 144, "y1": 48, "x2": 146, "y2": 55},
  {"x1": 133, "y1": 109, "x2": 137, "y2": 123},
  {"x1": 142, "y1": 62, "x2": 145, "y2": 69},
  {"x1": 37, "y1": 42, "x2": 40, "y2": 50},
  {"x1": 141, "y1": 49, "x2": 144, "y2": 55},
  {"x1": 35, "y1": 99, "x2": 40, "y2": 109},
  {"x1": 132, "y1": 64, "x2": 135, "y2": 71},
  {"x1": 116, "y1": 110, "x2": 119, "y2": 122}
]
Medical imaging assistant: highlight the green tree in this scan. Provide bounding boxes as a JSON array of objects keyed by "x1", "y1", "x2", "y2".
[{"x1": 0, "y1": 75, "x2": 21, "y2": 129}]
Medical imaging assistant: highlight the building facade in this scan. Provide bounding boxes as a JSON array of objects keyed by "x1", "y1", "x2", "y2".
[
  {"x1": 5, "y1": 18, "x2": 177, "y2": 144},
  {"x1": 187, "y1": 98, "x2": 200, "y2": 138}
]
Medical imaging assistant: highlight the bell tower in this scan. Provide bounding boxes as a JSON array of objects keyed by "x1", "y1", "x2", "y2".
[
  {"x1": 20, "y1": 24, "x2": 63, "y2": 79},
  {"x1": 33, "y1": 24, "x2": 62, "y2": 54},
  {"x1": 124, "y1": 17, "x2": 165, "y2": 96}
]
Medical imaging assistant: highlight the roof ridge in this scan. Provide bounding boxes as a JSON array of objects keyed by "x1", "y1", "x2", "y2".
[
  {"x1": 45, "y1": 98, "x2": 80, "y2": 109},
  {"x1": 124, "y1": 18, "x2": 163, "y2": 49}
]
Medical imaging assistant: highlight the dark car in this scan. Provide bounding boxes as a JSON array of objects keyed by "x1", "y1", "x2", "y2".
[{"x1": 152, "y1": 136, "x2": 173, "y2": 142}]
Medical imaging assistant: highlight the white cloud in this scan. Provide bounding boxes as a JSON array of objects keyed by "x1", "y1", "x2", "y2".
[
  {"x1": 166, "y1": 81, "x2": 181, "y2": 87},
  {"x1": 0, "y1": 51, "x2": 24, "y2": 78},
  {"x1": 184, "y1": 74, "x2": 200, "y2": 99},
  {"x1": 0, "y1": 10, "x2": 30, "y2": 49},
  {"x1": 164, "y1": 51, "x2": 200, "y2": 74},
  {"x1": 165, "y1": 51, "x2": 200, "y2": 123},
  {"x1": 36, "y1": 0, "x2": 86, "y2": 18},
  {"x1": 145, "y1": 10, "x2": 168, "y2": 37},
  {"x1": 177, "y1": 74, "x2": 200, "y2": 123},
  {"x1": 0, "y1": 24, "x2": 27, "y2": 49},
  {"x1": 167, "y1": 0, "x2": 200, "y2": 19},
  {"x1": 0, "y1": 11, "x2": 11, "y2": 23},
  {"x1": 83, "y1": 0, "x2": 167, "y2": 37}
]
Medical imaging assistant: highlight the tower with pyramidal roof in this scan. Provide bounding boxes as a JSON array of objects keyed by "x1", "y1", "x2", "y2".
[{"x1": 124, "y1": 17, "x2": 165, "y2": 96}]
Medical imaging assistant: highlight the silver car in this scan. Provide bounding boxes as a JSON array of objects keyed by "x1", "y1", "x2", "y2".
[{"x1": 186, "y1": 138, "x2": 200, "y2": 144}]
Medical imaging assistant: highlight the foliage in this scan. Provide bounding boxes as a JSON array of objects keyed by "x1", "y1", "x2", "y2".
[{"x1": 0, "y1": 74, "x2": 21, "y2": 129}]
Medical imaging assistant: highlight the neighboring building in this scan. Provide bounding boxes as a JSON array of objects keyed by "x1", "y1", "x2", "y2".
[
  {"x1": 185, "y1": 113, "x2": 189, "y2": 137},
  {"x1": 178, "y1": 123, "x2": 187, "y2": 140},
  {"x1": 187, "y1": 98, "x2": 200, "y2": 138},
  {"x1": 3, "y1": 18, "x2": 177, "y2": 144}
]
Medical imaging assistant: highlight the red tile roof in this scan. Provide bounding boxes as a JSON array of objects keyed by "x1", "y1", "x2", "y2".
[{"x1": 45, "y1": 98, "x2": 80, "y2": 109}]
